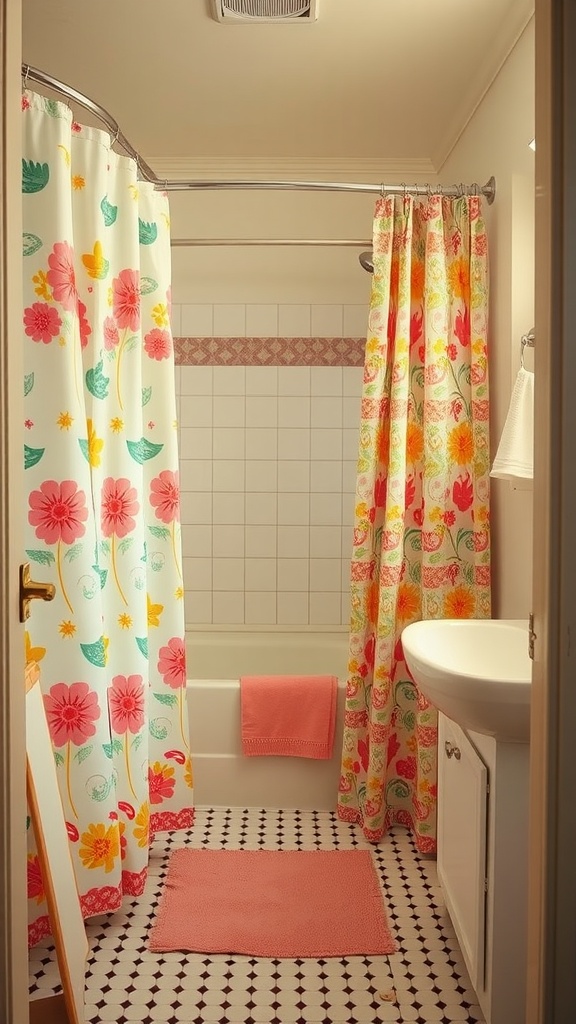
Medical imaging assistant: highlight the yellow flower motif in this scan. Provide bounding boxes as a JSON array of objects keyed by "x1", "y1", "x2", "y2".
[
  {"x1": 58, "y1": 335, "x2": 67, "y2": 347},
  {"x1": 342, "y1": 757, "x2": 355, "y2": 771},
  {"x1": 386, "y1": 505, "x2": 401, "y2": 522},
  {"x1": 419, "y1": 778, "x2": 431, "y2": 794},
  {"x1": 367, "y1": 776, "x2": 381, "y2": 792},
  {"x1": 102, "y1": 635, "x2": 110, "y2": 665},
  {"x1": 476, "y1": 505, "x2": 489, "y2": 524},
  {"x1": 25, "y1": 630, "x2": 46, "y2": 664},
  {"x1": 133, "y1": 802, "x2": 149, "y2": 848},
  {"x1": 366, "y1": 336, "x2": 380, "y2": 354},
  {"x1": 406, "y1": 735, "x2": 417, "y2": 754},
  {"x1": 184, "y1": 756, "x2": 194, "y2": 789},
  {"x1": 355, "y1": 501, "x2": 370, "y2": 521},
  {"x1": 71, "y1": 174, "x2": 85, "y2": 190},
  {"x1": 395, "y1": 337, "x2": 408, "y2": 355},
  {"x1": 32, "y1": 270, "x2": 52, "y2": 301},
  {"x1": 58, "y1": 620, "x2": 76, "y2": 638},
  {"x1": 107, "y1": 286, "x2": 113, "y2": 307},
  {"x1": 86, "y1": 418, "x2": 104, "y2": 467},
  {"x1": 118, "y1": 613, "x2": 132, "y2": 630},
  {"x1": 429, "y1": 506, "x2": 443, "y2": 523},
  {"x1": 110, "y1": 417, "x2": 124, "y2": 433},
  {"x1": 161, "y1": 211, "x2": 171, "y2": 229},
  {"x1": 151, "y1": 303, "x2": 169, "y2": 328},
  {"x1": 147, "y1": 594, "x2": 164, "y2": 627},
  {"x1": 433, "y1": 338, "x2": 446, "y2": 355},
  {"x1": 57, "y1": 143, "x2": 71, "y2": 167},
  {"x1": 174, "y1": 586, "x2": 184, "y2": 600},
  {"x1": 472, "y1": 338, "x2": 486, "y2": 355},
  {"x1": 57, "y1": 411, "x2": 73, "y2": 430},
  {"x1": 128, "y1": 184, "x2": 139, "y2": 201},
  {"x1": 79, "y1": 822, "x2": 119, "y2": 873}
]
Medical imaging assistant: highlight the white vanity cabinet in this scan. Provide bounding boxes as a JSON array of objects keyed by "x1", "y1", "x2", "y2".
[{"x1": 436, "y1": 712, "x2": 530, "y2": 1024}]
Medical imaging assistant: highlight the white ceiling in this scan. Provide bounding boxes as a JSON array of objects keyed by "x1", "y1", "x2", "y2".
[{"x1": 22, "y1": 0, "x2": 534, "y2": 171}]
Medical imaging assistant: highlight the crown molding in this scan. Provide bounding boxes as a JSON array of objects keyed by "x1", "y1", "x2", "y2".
[{"x1": 144, "y1": 155, "x2": 437, "y2": 183}]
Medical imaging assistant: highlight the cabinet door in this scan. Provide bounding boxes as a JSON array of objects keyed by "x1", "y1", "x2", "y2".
[{"x1": 437, "y1": 714, "x2": 488, "y2": 994}]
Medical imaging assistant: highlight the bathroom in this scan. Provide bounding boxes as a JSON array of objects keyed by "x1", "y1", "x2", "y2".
[{"x1": 9, "y1": 0, "x2": 543, "y2": 1022}]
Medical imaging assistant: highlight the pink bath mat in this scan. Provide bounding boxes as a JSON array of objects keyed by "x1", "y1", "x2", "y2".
[{"x1": 148, "y1": 848, "x2": 396, "y2": 957}]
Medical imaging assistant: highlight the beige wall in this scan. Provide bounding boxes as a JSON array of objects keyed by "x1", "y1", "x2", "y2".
[{"x1": 441, "y1": 18, "x2": 536, "y2": 619}]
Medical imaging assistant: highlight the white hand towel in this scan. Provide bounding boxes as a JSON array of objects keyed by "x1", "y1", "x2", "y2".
[{"x1": 490, "y1": 366, "x2": 534, "y2": 480}]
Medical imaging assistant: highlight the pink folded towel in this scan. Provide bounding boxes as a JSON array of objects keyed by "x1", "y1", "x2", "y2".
[{"x1": 240, "y1": 675, "x2": 338, "y2": 759}]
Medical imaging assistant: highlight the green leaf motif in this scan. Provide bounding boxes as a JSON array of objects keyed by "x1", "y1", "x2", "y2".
[
  {"x1": 140, "y1": 276, "x2": 158, "y2": 295},
  {"x1": 126, "y1": 437, "x2": 164, "y2": 464},
  {"x1": 154, "y1": 693, "x2": 178, "y2": 707},
  {"x1": 142, "y1": 386, "x2": 152, "y2": 407},
  {"x1": 86, "y1": 359, "x2": 110, "y2": 399},
  {"x1": 148, "y1": 525, "x2": 170, "y2": 540},
  {"x1": 24, "y1": 372, "x2": 34, "y2": 397},
  {"x1": 139, "y1": 219, "x2": 158, "y2": 245},
  {"x1": 100, "y1": 540, "x2": 111, "y2": 556},
  {"x1": 90, "y1": 776, "x2": 115, "y2": 802},
  {"x1": 26, "y1": 548, "x2": 55, "y2": 566},
  {"x1": 74, "y1": 744, "x2": 93, "y2": 764},
  {"x1": 123, "y1": 335, "x2": 139, "y2": 354},
  {"x1": 112, "y1": 738, "x2": 123, "y2": 754},
  {"x1": 149, "y1": 718, "x2": 169, "y2": 740},
  {"x1": 24, "y1": 444, "x2": 45, "y2": 470},
  {"x1": 102, "y1": 742, "x2": 113, "y2": 759},
  {"x1": 78, "y1": 438, "x2": 90, "y2": 463},
  {"x1": 23, "y1": 233, "x2": 43, "y2": 257},
  {"x1": 92, "y1": 563, "x2": 108, "y2": 589},
  {"x1": 64, "y1": 542, "x2": 83, "y2": 564},
  {"x1": 131, "y1": 733, "x2": 144, "y2": 752},
  {"x1": 22, "y1": 159, "x2": 49, "y2": 194},
  {"x1": 117, "y1": 537, "x2": 133, "y2": 555},
  {"x1": 135, "y1": 636, "x2": 148, "y2": 659},
  {"x1": 26, "y1": 815, "x2": 31, "y2": 830},
  {"x1": 80, "y1": 636, "x2": 107, "y2": 668},
  {"x1": 54, "y1": 752, "x2": 65, "y2": 767},
  {"x1": 44, "y1": 99, "x2": 62, "y2": 118},
  {"x1": 100, "y1": 195, "x2": 118, "y2": 226}
]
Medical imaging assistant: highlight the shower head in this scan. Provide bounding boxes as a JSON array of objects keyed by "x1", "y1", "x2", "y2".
[{"x1": 359, "y1": 251, "x2": 374, "y2": 274}]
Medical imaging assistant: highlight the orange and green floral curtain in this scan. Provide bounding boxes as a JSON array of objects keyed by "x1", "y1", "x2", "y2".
[
  {"x1": 22, "y1": 90, "x2": 193, "y2": 945},
  {"x1": 338, "y1": 194, "x2": 490, "y2": 852}
]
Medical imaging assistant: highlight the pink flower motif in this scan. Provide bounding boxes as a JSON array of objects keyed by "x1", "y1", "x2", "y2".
[
  {"x1": 101, "y1": 477, "x2": 139, "y2": 538},
  {"x1": 25, "y1": 419, "x2": 34, "y2": 430},
  {"x1": 43, "y1": 681, "x2": 100, "y2": 747},
  {"x1": 28, "y1": 479, "x2": 88, "y2": 545},
  {"x1": 157, "y1": 637, "x2": 186, "y2": 690},
  {"x1": 46, "y1": 241, "x2": 77, "y2": 312},
  {"x1": 22, "y1": 95, "x2": 31, "y2": 111},
  {"x1": 23, "y1": 302, "x2": 62, "y2": 344},
  {"x1": 77, "y1": 299, "x2": 91, "y2": 350},
  {"x1": 112, "y1": 269, "x2": 140, "y2": 331},
  {"x1": 71, "y1": 121, "x2": 82, "y2": 133},
  {"x1": 150, "y1": 470, "x2": 180, "y2": 524},
  {"x1": 144, "y1": 328, "x2": 172, "y2": 361},
  {"x1": 103, "y1": 316, "x2": 120, "y2": 350},
  {"x1": 108, "y1": 674, "x2": 145, "y2": 734}
]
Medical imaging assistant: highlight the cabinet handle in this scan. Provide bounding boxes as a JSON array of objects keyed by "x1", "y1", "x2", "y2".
[{"x1": 444, "y1": 741, "x2": 462, "y2": 760}]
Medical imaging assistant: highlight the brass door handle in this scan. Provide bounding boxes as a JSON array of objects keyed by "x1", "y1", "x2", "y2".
[{"x1": 19, "y1": 562, "x2": 56, "y2": 622}]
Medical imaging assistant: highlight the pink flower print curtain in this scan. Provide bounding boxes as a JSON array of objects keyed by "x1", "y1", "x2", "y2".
[
  {"x1": 22, "y1": 90, "x2": 193, "y2": 945},
  {"x1": 338, "y1": 195, "x2": 490, "y2": 852}
]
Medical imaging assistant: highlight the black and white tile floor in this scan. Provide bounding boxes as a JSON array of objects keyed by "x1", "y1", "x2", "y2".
[{"x1": 29, "y1": 807, "x2": 485, "y2": 1024}]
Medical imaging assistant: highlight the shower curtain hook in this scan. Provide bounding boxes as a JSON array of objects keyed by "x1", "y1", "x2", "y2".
[
  {"x1": 380, "y1": 182, "x2": 385, "y2": 197},
  {"x1": 22, "y1": 63, "x2": 30, "y2": 88}
]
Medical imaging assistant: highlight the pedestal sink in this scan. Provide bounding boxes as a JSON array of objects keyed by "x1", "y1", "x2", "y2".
[{"x1": 401, "y1": 618, "x2": 531, "y2": 743}]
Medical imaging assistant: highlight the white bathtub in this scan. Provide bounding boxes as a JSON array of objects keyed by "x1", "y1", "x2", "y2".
[{"x1": 186, "y1": 631, "x2": 348, "y2": 810}]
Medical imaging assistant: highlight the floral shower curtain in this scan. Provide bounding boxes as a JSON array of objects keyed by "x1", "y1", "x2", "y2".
[
  {"x1": 338, "y1": 194, "x2": 490, "y2": 852},
  {"x1": 22, "y1": 90, "x2": 193, "y2": 944}
]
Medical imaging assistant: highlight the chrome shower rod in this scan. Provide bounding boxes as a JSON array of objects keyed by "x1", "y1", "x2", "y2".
[
  {"x1": 22, "y1": 63, "x2": 496, "y2": 205},
  {"x1": 171, "y1": 238, "x2": 372, "y2": 247}
]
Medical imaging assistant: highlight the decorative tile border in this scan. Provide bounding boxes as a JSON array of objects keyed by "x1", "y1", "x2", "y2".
[{"x1": 174, "y1": 336, "x2": 365, "y2": 366}]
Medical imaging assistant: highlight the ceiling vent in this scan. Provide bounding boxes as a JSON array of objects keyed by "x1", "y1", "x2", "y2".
[{"x1": 212, "y1": 0, "x2": 319, "y2": 23}]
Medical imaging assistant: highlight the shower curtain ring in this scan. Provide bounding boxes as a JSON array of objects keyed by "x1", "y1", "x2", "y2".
[{"x1": 22, "y1": 64, "x2": 30, "y2": 87}]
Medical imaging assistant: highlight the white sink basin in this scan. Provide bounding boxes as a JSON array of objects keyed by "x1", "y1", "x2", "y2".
[{"x1": 401, "y1": 619, "x2": 531, "y2": 743}]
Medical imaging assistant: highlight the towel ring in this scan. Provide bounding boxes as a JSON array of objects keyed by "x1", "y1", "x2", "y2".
[{"x1": 520, "y1": 328, "x2": 535, "y2": 368}]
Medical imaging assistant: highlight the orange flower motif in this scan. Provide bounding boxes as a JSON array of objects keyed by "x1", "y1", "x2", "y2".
[
  {"x1": 79, "y1": 822, "x2": 119, "y2": 873},
  {"x1": 184, "y1": 756, "x2": 194, "y2": 789},
  {"x1": 366, "y1": 580, "x2": 380, "y2": 626},
  {"x1": 396, "y1": 582, "x2": 421, "y2": 622},
  {"x1": 411, "y1": 260, "x2": 425, "y2": 301},
  {"x1": 443, "y1": 585, "x2": 476, "y2": 618},
  {"x1": 406, "y1": 422, "x2": 424, "y2": 465},
  {"x1": 448, "y1": 422, "x2": 474, "y2": 465},
  {"x1": 133, "y1": 802, "x2": 150, "y2": 848},
  {"x1": 448, "y1": 256, "x2": 470, "y2": 299},
  {"x1": 27, "y1": 854, "x2": 45, "y2": 904}
]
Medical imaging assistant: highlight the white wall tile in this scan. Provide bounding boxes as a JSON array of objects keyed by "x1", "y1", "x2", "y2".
[
  {"x1": 181, "y1": 524, "x2": 212, "y2": 558},
  {"x1": 180, "y1": 365, "x2": 213, "y2": 396},
  {"x1": 213, "y1": 304, "x2": 246, "y2": 337},
  {"x1": 213, "y1": 395, "x2": 245, "y2": 428},
  {"x1": 341, "y1": 524, "x2": 354, "y2": 559},
  {"x1": 277, "y1": 592, "x2": 309, "y2": 626},
  {"x1": 278, "y1": 396, "x2": 310, "y2": 428},
  {"x1": 170, "y1": 303, "x2": 182, "y2": 337},
  {"x1": 183, "y1": 556, "x2": 212, "y2": 591},
  {"x1": 213, "y1": 460, "x2": 245, "y2": 492},
  {"x1": 277, "y1": 493, "x2": 309, "y2": 526},
  {"x1": 212, "y1": 492, "x2": 245, "y2": 525},
  {"x1": 246, "y1": 427, "x2": 278, "y2": 460},
  {"x1": 277, "y1": 461, "x2": 310, "y2": 492},
  {"x1": 311, "y1": 304, "x2": 343, "y2": 338},
  {"x1": 341, "y1": 492, "x2": 356, "y2": 527},
  {"x1": 309, "y1": 592, "x2": 341, "y2": 626},
  {"x1": 342, "y1": 460, "x2": 358, "y2": 493},
  {"x1": 278, "y1": 304, "x2": 311, "y2": 337},
  {"x1": 245, "y1": 460, "x2": 278, "y2": 492},
  {"x1": 311, "y1": 396, "x2": 343, "y2": 429},
  {"x1": 245, "y1": 592, "x2": 277, "y2": 625},
  {"x1": 180, "y1": 459, "x2": 212, "y2": 492},
  {"x1": 310, "y1": 460, "x2": 342, "y2": 493},
  {"x1": 309, "y1": 558, "x2": 341, "y2": 593},
  {"x1": 343, "y1": 427, "x2": 360, "y2": 461},
  {"x1": 341, "y1": 592, "x2": 352, "y2": 627},
  {"x1": 181, "y1": 304, "x2": 213, "y2": 337},
  {"x1": 213, "y1": 524, "x2": 245, "y2": 558},
  {"x1": 278, "y1": 366, "x2": 311, "y2": 396},
  {"x1": 343, "y1": 304, "x2": 368, "y2": 337},
  {"x1": 213, "y1": 426, "x2": 245, "y2": 460},
  {"x1": 343, "y1": 396, "x2": 362, "y2": 429},
  {"x1": 311, "y1": 366, "x2": 342, "y2": 396},
  {"x1": 245, "y1": 558, "x2": 277, "y2": 592},
  {"x1": 245, "y1": 492, "x2": 277, "y2": 525},
  {"x1": 212, "y1": 592, "x2": 244, "y2": 625},
  {"x1": 179, "y1": 426, "x2": 212, "y2": 460},
  {"x1": 180, "y1": 491, "x2": 212, "y2": 526},
  {"x1": 341, "y1": 559, "x2": 351, "y2": 591},
  {"x1": 246, "y1": 397, "x2": 277, "y2": 428},
  {"x1": 185, "y1": 591, "x2": 212, "y2": 625},
  {"x1": 310, "y1": 493, "x2": 342, "y2": 526},
  {"x1": 343, "y1": 365, "x2": 364, "y2": 397},
  {"x1": 278, "y1": 428, "x2": 311, "y2": 461},
  {"x1": 310, "y1": 525, "x2": 341, "y2": 558},
  {"x1": 246, "y1": 304, "x2": 278, "y2": 337},
  {"x1": 311, "y1": 428, "x2": 342, "y2": 461},
  {"x1": 246, "y1": 366, "x2": 278, "y2": 395},
  {"x1": 277, "y1": 558, "x2": 309, "y2": 592},
  {"x1": 246, "y1": 525, "x2": 276, "y2": 558},
  {"x1": 180, "y1": 396, "x2": 212, "y2": 428},
  {"x1": 213, "y1": 558, "x2": 245, "y2": 591},
  {"x1": 277, "y1": 525, "x2": 309, "y2": 558},
  {"x1": 213, "y1": 366, "x2": 246, "y2": 395}
]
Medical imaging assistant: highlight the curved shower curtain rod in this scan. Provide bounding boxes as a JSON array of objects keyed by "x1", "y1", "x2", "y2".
[{"x1": 22, "y1": 63, "x2": 496, "y2": 214}]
